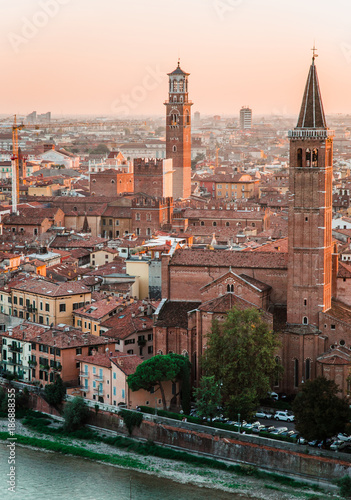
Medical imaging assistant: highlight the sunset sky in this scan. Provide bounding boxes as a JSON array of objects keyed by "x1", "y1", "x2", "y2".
[{"x1": 2, "y1": 0, "x2": 351, "y2": 118}]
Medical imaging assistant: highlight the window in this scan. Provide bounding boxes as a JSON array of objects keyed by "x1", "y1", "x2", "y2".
[
  {"x1": 148, "y1": 346, "x2": 153, "y2": 354},
  {"x1": 125, "y1": 339, "x2": 135, "y2": 345},
  {"x1": 127, "y1": 349, "x2": 134, "y2": 354},
  {"x1": 172, "y1": 145, "x2": 177, "y2": 152},
  {"x1": 76, "y1": 348, "x2": 82, "y2": 355},
  {"x1": 113, "y1": 372, "x2": 116, "y2": 379},
  {"x1": 13, "y1": 296, "x2": 17, "y2": 305},
  {"x1": 39, "y1": 316, "x2": 44, "y2": 324},
  {"x1": 225, "y1": 222, "x2": 230, "y2": 227},
  {"x1": 102, "y1": 219, "x2": 106, "y2": 226},
  {"x1": 305, "y1": 217, "x2": 308, "y2": 222},
  {"x1": 136, "y1": 213, "x2": 140, "y2": 221},
  {"x1": 40, "y1": 302, "x2": 43, "y2": 311},
  {"x1": 303, "y1": 299, "x2": 307, "y2": 306},
  {"x1": 45, "y1": 303, "x2": 50, "y2": 312},
  {"x1": 59, "y1": 304, "x2": 66, "y2": 312},
  {"x1": 294, "y1": 359, "x2": 299, "y2": 387},
  {"x1": 122, "y1": 389, "x2": 125, "y2": 399},
  {"x1": 200, "y1": 221, "x2": 204, "y2": 226},
  {"x1": 305, "y1": 359, "x2": 311, "y2": 380},
  {"x1": 213, "y1": 221, "x2": 217, "y2": 227},
  {"x1": 331, "y1": 324, "x2": 336, "y2": 330},
  {"x1": 297, "y1": 148, "x2": 302, "y2": 168},
  {"x1": 148, "y1": 333, "x2": 153, "y2": 341}
]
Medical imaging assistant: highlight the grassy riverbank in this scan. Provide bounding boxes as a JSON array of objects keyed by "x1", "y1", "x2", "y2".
[{"x1": 0, "y1": 415, "x2": 342, "y2": 499}]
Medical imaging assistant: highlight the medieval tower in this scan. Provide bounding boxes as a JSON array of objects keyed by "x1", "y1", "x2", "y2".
[{"x1": 165, "y1": 61, "x2": 192, "y2": 199}]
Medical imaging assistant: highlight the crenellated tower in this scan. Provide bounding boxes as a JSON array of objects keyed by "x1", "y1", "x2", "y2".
[{"x1": 164, "y1": 61, "x2": 193, "y2": 199}]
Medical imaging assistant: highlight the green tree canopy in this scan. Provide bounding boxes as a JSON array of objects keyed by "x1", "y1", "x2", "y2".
[
  {"x1": 202, "y1": 307, "x2": 281, "y2": 420},
  {"x1": 292, "y1": 377, "x2": 351, "y2": 443},
  {"x1": 63, "y1": 397, "x2": 89, "y2": 432},
  {"x1": 127, "y1": 354, "x2": 190, "y2": 410},
  {"x1": 44, "y1": 375, "x2": 66, "y2": 408},
  {"x1": 194, "y1": 376, "x2": 221, "y2": 422},
  {"x1": 90, "y1": 144, "x2": 110, "y2": 155}
]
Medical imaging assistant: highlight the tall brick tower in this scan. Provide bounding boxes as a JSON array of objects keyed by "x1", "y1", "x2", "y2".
[
  {"x1": 165, "y1": 61, "x2": 193, "y2": 199},
  {"x1": 287, "y1": 54, "x2": 334, "y2": 327}
]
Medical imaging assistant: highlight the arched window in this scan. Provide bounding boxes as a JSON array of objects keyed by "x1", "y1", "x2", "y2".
[
  {"x1": 179, "y1": 80, "x2": 184, "y2": 92},
  {"x1": 172, "y1": 145, "x2": 177, "y2": 152},
  {"x1": 303, "y1": 316, "x2": 308, "y2": 325},
  {"x1": 305, "y1": 358, "x2": 311, "y2": 380},
  {"x1": 173, "y1": 80, "x2": 178, "y2": 92},
  {"x1": 200, "y1": 221, "x2": 204, "y2": 226},
  {"x1": 312, "y1": 148, "x2": 318, "y2": 167},
  {"x1": 306, "y1": 149, "x2": 311, "y2": 167},
  {"x1": 294, "y1": 359, "x2": 299, "y2": 388},
  {"x1": 213, "y1": 221, "x2": 217, "y2": 226},
  {"x1": 170, "y1": 113, "x2": 179, "y2": 126},
  {"x1": 225, "y1": 222, "x2": 230, "y2": 227},
  {"x1": 227, "y1": 284, "x2": 231, "y2": 292},
  {"x1": 297, "y1": 148, "x2": 302, "y2": 168},
  {"x1": 173, "y1": 96, "x2": 177, "y2": 102},
  {"x1": 230, "y1": 284, "x2": 234, "y2": 292}
]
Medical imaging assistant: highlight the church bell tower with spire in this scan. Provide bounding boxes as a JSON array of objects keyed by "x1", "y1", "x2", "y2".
[
  {"x1": 165, "y1": 61, "x2": 193, "y2": 199},
  {"x1": 287, "y1": 51, "x2": 334, "y2": 327}
]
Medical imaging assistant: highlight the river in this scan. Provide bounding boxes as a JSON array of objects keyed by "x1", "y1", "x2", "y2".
[{"x1": 0, "y1": 444, "x2": 250, "y2": 499}]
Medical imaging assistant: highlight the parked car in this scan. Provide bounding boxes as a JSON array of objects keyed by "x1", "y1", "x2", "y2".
[
  {"x1": 268, "y1": 392, "x2": 279, "y2": 401},
  {"x1": 255, "y1": 411, "x2": 274, "y2": 420},
  {"x1": 260, "y1": 425, "x2": 276, "y2": 433},
  {"x1": 252, "y1": 424, "x2": 266, "y2": 433},
  {"x1": 274, "y1": 411, "x2": 294, "y2": 422},
  {"x1": 337, "y1": 433, "x2": 351, "y2": 442},
  {"x1": 270, "y1": 426, "x2": 288, "y2": 435},
  {"x1": 330, "y1": 440, "x2": 344, "y2": 451},
  {"x1": 308, "y1": 440, "x2": 320, "y2": 447}
]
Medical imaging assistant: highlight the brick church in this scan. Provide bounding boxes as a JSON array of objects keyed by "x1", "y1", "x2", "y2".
[{"x1": 154, "y1": 55, "x2": 351, "y2": 397}]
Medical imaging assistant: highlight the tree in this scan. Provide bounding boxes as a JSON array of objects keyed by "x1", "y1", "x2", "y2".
[
  {"x1": 127, "y1": 354, "x2": 191, "y2": 410},
  {"x1": 180, "y1": 356, "x2": 191, "y2": 415},
  {"x1": 202, "y1": 307, "x2": 281, "y2": 421},
  {"x1": 90, "y1": 144, "x2": 110, "y2": 155},
  {"x1": 292, "y1": 377, "x2": 351, "y2": 443},
  {"x1": 193, "y1": 376, "x2": 221, "y2": 422},
  {"x1": 44, "y1": 375, "x2": 66, "y2": 408},
  {"x1": 63, "y1": 397, "x2": 89, "y2": 432}
]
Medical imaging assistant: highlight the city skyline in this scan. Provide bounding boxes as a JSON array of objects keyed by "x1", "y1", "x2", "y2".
[{"x1": 3, "y1": 0, "x2": 351, "y2": 117}]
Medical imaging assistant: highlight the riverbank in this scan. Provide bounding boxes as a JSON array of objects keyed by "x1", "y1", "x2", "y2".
[{"x1": 0, "y1": 418, "x2": 340, "y2": 499}]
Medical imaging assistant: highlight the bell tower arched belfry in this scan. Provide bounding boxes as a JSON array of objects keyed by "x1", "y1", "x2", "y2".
[
  {"x1": 165, "y1": 61, "x2": 193, "y2": 199},
  {"x1": 287, "y1": 55, "x2": 334, "y2": 327}
]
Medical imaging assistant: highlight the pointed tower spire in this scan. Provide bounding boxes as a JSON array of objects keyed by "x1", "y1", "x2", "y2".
[{"x1": 296, "y1": 51, "x2": 327, "y2": 129}]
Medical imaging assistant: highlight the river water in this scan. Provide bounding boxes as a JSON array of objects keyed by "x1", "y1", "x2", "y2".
[{"x1": 0, "y1": 444, "x2": 250, "y2": 499}]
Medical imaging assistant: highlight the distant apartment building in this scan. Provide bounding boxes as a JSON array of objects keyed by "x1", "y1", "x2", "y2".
[
  {"x1": 8, "y1": 279, "x2": 91, "y2": 326},
  {"x1": 240, "y1": 106, "x2": 252, "y2": 130}
]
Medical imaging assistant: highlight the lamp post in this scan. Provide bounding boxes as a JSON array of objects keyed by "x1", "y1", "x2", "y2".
[
  {"x1": 238, "y1": 413, "x2": 241, "y2": 434},
  {"x1": 155, "y1": 397, "x2": 157, "y2": 416}
]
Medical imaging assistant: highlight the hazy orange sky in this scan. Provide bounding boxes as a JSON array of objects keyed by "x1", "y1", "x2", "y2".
[{"x1": 3, "y1": 0, "x2": 351, "y2": 118}]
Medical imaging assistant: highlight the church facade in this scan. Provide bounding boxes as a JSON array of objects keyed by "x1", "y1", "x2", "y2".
[{"x1": 154, "y1": 57, "x2": 351, "y2": 397}]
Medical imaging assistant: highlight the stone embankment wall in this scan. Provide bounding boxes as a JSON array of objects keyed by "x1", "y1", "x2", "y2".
[{"x1": 87, "y1": 408, "x2": 351, "y2": 482}]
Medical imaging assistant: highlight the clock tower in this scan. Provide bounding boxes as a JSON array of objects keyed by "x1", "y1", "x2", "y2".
[{"x1": 165, "y1": 61, "x2": 193, "y2": 199}]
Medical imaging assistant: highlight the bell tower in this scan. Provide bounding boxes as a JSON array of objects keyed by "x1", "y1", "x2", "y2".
[
  {"x1": 165, "y1": 61, "x2": 193, "y2": 199},
  {"x1": 287, "y1": 53, "x2": 334, "y2": 327}
]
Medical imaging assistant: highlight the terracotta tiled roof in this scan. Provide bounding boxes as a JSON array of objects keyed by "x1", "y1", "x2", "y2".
[
  {"x1": 169, "y1": 248, "x2": 288, "y2": 269},
  {"x1": 77, "y1": 353, "x2": 112, "y2": 368},
  {"x1": 111, "y1": 352, "x2": 143, "y2": 375},
  {"x1": 74, "y1": 298, "x2": 122, "y2": 320},
  {"x1": 12, "y1": 278, "x2": 90, "y2": 297},
  {"x1": 155, "y1": 301, "x2": 201, "y2": 329},
  {"x1": 323, "y1": 299, "x2": 351, "y2": 325},
  {"x1": 337, "y1": 261, "x2": 351, "y2": 278}
]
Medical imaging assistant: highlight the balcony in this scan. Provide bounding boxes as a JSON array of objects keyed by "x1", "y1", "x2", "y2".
[
  {"x1": 79, "y1": 386, "x2": 89, "y2": 392},
  {"x1": 93, "y1": 388, "x2": 104, "y2": 396},
  {"x1": 8, "y1": 345, "x2": 23, "y2": 353},
  {"x1": 93, "y1": 374, "x2": 103, "y2": 381},
  {"x1": 80, "y1": 372, "x2": 89, "y2": 378},
  {"x1": 7, "y1": 358, "x2": 23, "y2": 366}
]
